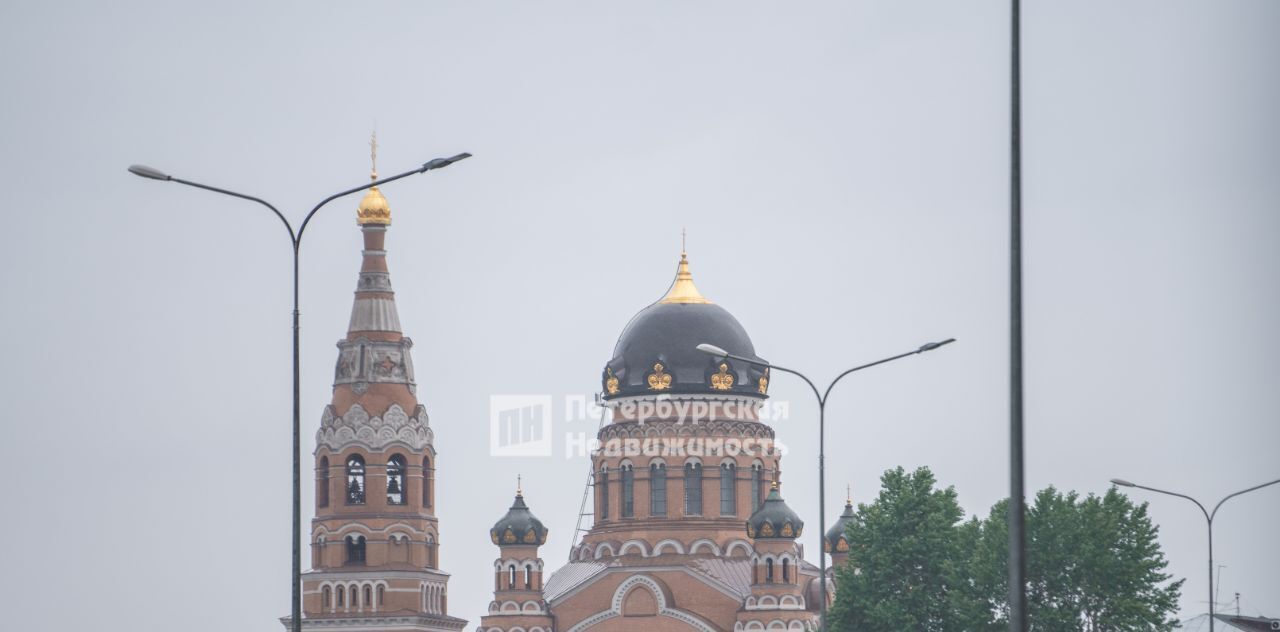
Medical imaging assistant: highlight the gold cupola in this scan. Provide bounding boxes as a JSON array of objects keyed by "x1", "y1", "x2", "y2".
[
  {"x1": 357, "y1": 133, "x2": 391, "y2": 225},
  {"x1": 659, "y1": 248, "x2": 711, "y2": 304}
]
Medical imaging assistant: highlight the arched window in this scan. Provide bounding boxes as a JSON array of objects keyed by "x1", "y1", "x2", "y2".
[
  {"x1": 597, "y1": 466, "x2": 609, "y2": 520},
  {"x1": 322, "y1": 586, "x2": 332, "y2": 609},
  {"x1": 508, "y1": 564, "x2": 517, "y2": 589},
  {"x1": 765, "y1": 558, "x2": 775, "y2": 583},
  {"x1": 346, "y1": 455, "x2": 366, "y2": 505},
  {"x1": 751, "y1": 463, "x2": 764, "y2": 512},
  {"x1": 422, "y1": 456, "x2": 433, "y2": 507},
  {"x1": 426, "y1": 535, "x2": 437, "y2": 568},
  {"x1": 386, "y1": 455, "x2": 406, "y2": 505},
  {"x1": 318, "y1": 456, "x2": 330, "y2": 507},
  {"x1": 650, "y1": 462, "x2": 667, "y2": 516},
  {"x1": 377, "y1": 584, "x2": 385, "y2": 606},
  {"x1": 720, "y1": 462, "x2": 737, "y2": 515},
  {"x1": 363, "y1": 585, "x2": 372, "y2": 610},
  {"x1": 524, "y1": 563, "x2": 533, "y2": 589},
  {"x1": 782, "y1": 557, "x2": 791, "y2": 583},
  {"x1": 621, "y1": 464, "x2": 635, "y2": 518},
  {"x1": 336, "y1": 585, "x2": 345, "y2": 607},
  {"x1": 684, "y1": 462, "x2": 703, "y2": 516},
  {"x1": 346, "y1": 535, "x2": 366, "y2": 565}
]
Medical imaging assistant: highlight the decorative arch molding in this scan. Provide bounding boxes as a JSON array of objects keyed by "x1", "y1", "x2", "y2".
[
  {"x1": 651, "y1": 539, "x2": 685, "y2": 556},
  {"x1": 596, "y1": 419, "x2": 776, "y2": 443},
  {"x1": 315, "y1": 521, "x2": 429, "y2": 539},
  {"x1": 316, "y1": 403, "x2": 434, "y2": 452},
  {"x1": 592, "y1": 542, "x2": 616, "y2": 560},
  {"x1": 617, "y1": 540, "x2": 649, "y2": 557},
  {"x1": 494, "y1": 557, "x2": 545, "y2": 571},
  {"x1": 725, "y1": 539, "x2": 753, "y2": 558},
  {"x1": 562, "y1": 574, "x2": 718, "y2": 632},
  {"x1": 688, "y1": 538, "x2": 722, "y2": 556}
]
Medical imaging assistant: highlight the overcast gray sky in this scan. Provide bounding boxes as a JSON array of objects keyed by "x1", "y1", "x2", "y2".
[{"x1": 1, "y1": 1, "x2": 1276, "y2": 630}]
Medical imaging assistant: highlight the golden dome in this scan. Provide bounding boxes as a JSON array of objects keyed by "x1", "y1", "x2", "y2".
[
  {"x1": 357, "y1": 183, "x2": 390, "y2": 225},
  {"x1": 658, "y1": 250, "x2": 711, "y2": 304}
]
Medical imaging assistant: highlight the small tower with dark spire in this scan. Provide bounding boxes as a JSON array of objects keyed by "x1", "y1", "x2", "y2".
[
  {"x1": 739, "y1": 480, "x2": 819, "y2": 630},
  {"x1": 825, "y1": 487, "x2": 857, "y2": 570},
  {"x1": 480, "y1": 481, "x2": 554, "y2": 632}
]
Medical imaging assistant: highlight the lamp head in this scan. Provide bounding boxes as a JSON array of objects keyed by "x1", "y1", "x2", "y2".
[
  {"x1": 422, "y1": 152, "x2": 472, "y2": 172},
  {"x1": 696, "y1": 343, "x2": 729, "y2": 358},
  {"x1": 918, "y1": 338, "x2": 956, "y2": 353},
  {"x1": 128, "y1": 164, "x2": 171, "y2": 181},
  {"x1": 1110, "y1": 478, "x2": 1136, "y2": 488}
]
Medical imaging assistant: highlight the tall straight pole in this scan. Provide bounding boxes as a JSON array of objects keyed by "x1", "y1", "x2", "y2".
[
  {"x1": 1008, "y1": 0, "x2": 1028, "y2": 630},
  {"x1": 1207, "y1": 520, "x2": 1215, "y2": 632},
  {"x1": 292, "y1": 248, "x2": 302, "y2": 632},
  {"x1": 817, "y1": 399, "x2": 828, "y2": 630}
]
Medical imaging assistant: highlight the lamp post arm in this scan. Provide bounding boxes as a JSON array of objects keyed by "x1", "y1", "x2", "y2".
[
  {"x1": 1210, "y1": 478, "x2": 1280, "y2": 522},
  {"x1": 823, "y1": 349, "x2": 919, "y2": 402},
  {"x1": 296, "y1": 166, "x2": 428, "y2": 246},
  {"x1": 1129, "y1": 483, "x2": 1210, "y2": 523},
  {"x1": 718, "y1": 351, "x2": 823, "y2": 404},
  {"x1": 169, "y1": 177, "x2": 296, "y2": 244}
]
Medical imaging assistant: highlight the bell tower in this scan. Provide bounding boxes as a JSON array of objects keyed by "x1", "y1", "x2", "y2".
[{"x1": 284, "y1": 140, "x2": 467, "y2": 631}]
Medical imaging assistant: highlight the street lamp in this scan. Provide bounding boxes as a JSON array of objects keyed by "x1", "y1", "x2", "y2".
[
  {"x1": 128, "y1": 152, "x2": 471, "y2": 632},
  {"x1": 697, "y1": 338, "x2": 956, "y2": 631},
  {"x1": 1109, "y1": 477, "x2": 1280, "y2": 632}
]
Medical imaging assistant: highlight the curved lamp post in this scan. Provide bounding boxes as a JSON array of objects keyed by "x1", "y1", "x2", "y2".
[
  {"x1": 128, "y1": 152, "x2": 471, "y2": 632},
  {"x1": 1110, "y1": 477, "x2": 1280, "y2": 632},
  {"x1": 697, "y1": 338, "x2": 955, "y2": 630}
]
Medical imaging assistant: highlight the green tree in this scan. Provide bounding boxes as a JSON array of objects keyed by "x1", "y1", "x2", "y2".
[
  {"x1": 962, "y1": 487, "x2": 1183, "y2": 631},
  {"x1": 828, "y1": 466, "x2": 969, "y2": 631}
]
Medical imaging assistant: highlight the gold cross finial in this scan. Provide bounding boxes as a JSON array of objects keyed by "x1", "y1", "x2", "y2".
[
  {"x1": 847, "y1": 484, "x2": 852, "y2": 504},
  {"x1": 517, "y1": 473, "x2": 523, "y2": 496},
  {"x1": 369, "y1": 131, "x2": 378, "y2": 181},
  {"x1": 681, "y1": 227, "x2": 687, "y2": 258}
]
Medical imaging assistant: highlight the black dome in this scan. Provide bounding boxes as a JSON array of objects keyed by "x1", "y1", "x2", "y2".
[
  {"x1": 602, "y1": 254, "x2": 769, "y2": 400},
  {"x1": 490, "y1": 493, "x2": 548, "y2": 546},
  {"x1": 746, "y1": 484, "x2": 804, "y2": 540},
  {"x1": 824, "y1": 499, "x2": 856, "y2": 554}
]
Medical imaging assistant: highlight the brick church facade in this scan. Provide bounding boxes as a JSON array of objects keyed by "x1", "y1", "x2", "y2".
[
  {"x1": 287, "y1": 155, "x2": 848, "y2": 632},
  {"x1": 478, "y1": 252, "x2": 828, "y2": 631}
]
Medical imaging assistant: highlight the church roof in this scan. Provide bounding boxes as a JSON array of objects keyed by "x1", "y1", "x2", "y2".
[
  {"x1": 747, "y1": 482, "x2": 805, "y2": 539},
  {"x1": 489, "y1": 490, "x2": 549, "y2": 546},
  {"x1": 602, "y1": 250, "x2": 771, "y2": 400}
]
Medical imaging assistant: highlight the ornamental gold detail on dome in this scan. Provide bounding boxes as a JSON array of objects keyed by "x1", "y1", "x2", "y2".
[
  {"x1": 357, "y1": 186, "x2": 391, "y2": 225},
  {"x1": 658, "y1": 250, "x2": 711, "y2": 305},
  {"x1": 605, "y1": 367, "x2": 620, "y2": 395},
  {"x1": 647, "y1": 363, "x2": 672, "y2": 391},
  {"x1": 710, "y1": 363, "x2": 734, "y2": 390},
  {"x1": 758, "y1": 367, "x2": 770, "y2": 394}
]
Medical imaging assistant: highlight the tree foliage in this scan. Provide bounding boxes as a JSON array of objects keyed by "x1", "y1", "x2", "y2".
[
  {"x1": 830, "y1": 470, "x2": 1183, "y2": 631},
  {"x1": 828, "y1": 466, "x2": 968, "y2": 631},
  {"x1": 961, "y1": 487, "x2": 1183, "y2": 631}
]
